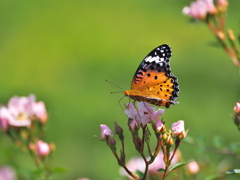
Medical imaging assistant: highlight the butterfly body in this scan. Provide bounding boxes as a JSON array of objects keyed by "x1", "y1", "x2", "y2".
[{"x1": 123, "y1": 44, "x2": 179, "y2": 108}]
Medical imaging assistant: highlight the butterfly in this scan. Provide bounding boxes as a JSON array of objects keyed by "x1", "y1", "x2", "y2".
[{"x1": 123, "y1": 44, "x2": 180, "y2": 108}]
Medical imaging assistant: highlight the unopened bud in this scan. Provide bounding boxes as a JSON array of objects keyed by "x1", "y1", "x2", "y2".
[
  {"x1": 37, "y1": 140, "x2": 51, "y2": 157},
  {"x1": 115, "y1": 123, "x2": 124, "y2": 140},
  {"x1": 153, "y1": 119, "x2": 166, "y2": 133},
  {"x1": 217, "y1": 0, "x2": 228, "y2": 12},
  {"x1": 228, "y1": 29, "x2": 235, "y2": 41},
  {"x1": 217, "y1": 31, "x2": 225, "y2": 40},
  {"x1": 144, "y1": 128, "x2": 151, "y2": 143},
  {"x1": 107, "y1": 137, "x2": 117, "y2": 152},
  {"x1": 100, "y1": 124, "x2": 112, "y2": 141},
  {"x1": 166, "y1": 135, "x2": 174, "y2": 146}
]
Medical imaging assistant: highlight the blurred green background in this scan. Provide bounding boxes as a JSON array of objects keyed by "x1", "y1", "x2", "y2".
[{"x1": 0, "y1": 0, "x2": 240, "y2": 179}]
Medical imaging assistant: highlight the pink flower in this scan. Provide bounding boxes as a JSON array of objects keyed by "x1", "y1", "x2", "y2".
[
  {"x1": 187, "y1": 160, "x2": 200, "y2": 174},
  {"x1": 0, "y1": 107, "x2": 12, "y2": 131},
  {"x1": 149, "y1": 150, "x2": 181, "y2": 174},
  {"x1": 120, "y1": 150, "x2": 181, "y2": 178},
  {"x1": 172, "y1": 120, "x2": 187, "y2": 139},
  {"x1": 183, "y1": 0, "x2": 208, "y2": 19},
  {"x1": 234, "y1": 102, "x2": 240, "y2": 114},
  {"x1": 32, "y1": 101, "x2": 48, "y2": 123},
  {"x1": 37, "y1": 140, "x2": 50, "y2": 157},
  {"x1": 100, "y1": 124, "x2": 112, "y2": 140},
  {"x1": 7, "y1": 95, "x2": 36, "y2": 127},
  {"x1": 0, "y1": 166, "x2": 16, "y2": 180},
  {"x1": 124, "y1": 103, "x2": 138, "y2": 120},
  {"x1": 182, "y1": 0, "x2": 216, "y2": 19},
  {"x1": 204, "y1": 0, "x2": 217, "y2": 13},
  {"x1": 119, "y1": 157, "x2": 145, "y2": 178},
  {"x1": 125, "y1": 102, "x2": 165, "y2": 126}
]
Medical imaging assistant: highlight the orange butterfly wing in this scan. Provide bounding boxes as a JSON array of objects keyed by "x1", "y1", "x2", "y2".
[{"x1": 124, "y1": 44, "x2": 179, "y2": 108}]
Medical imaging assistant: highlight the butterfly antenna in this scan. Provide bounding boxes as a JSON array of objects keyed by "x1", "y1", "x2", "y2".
[{"x1": 105, "y1": 79, "x2": 125, "y2": 91}]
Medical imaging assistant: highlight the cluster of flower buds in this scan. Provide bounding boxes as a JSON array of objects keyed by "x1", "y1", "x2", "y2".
[
  {"x1": 182, "y1": 0, "x2": 228, "y2": 20},
  {"x1": 233, "y1": 102, "x2": 240, "y2": 130},
  {"x1": 0, "y1": 94, "x2": 54, "y2": 174},
  {"x1": 182, "y1": 0, "x2": 240, "y2": 67},
  {"x1": 97, "y1": 102, "x2": 188, "y2": 179}
]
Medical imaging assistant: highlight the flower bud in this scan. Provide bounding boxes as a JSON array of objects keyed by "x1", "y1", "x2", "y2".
[
  {"x1": 172, "y1": 120, "x2": 188, "y2": 139},
  {"x1": 228, "y1": 29, "x2": 235, "y2": 41},
  {"x1": 100, "y1": 124, "x2": 112, "y2": 140},
  {"x1": 144, "y1": 128, "x2": 151, "y2": 143},
  {"x1": 233, "y1": 102, "x2": 240, "y2": 128},
  {"x1": 115, "y1": 123, "x2": 124, "y2": 141},
  {"x1": 217, "y1": 0, "x2": 228, "y2": 12},
  {"x1": 107, "y1": 137, "x2": 117, "y2": 152},
  {"x1": 154, "y1": 119, "x2": 166, "y2": 133},
  {"x1": 37, "y1": 140, "x2": 50, "y2": 157},
  {"x1": 217, "y1": 31, "x2": 225, "y2": 40},
  {"x1": 234, "y1": 102, "x2": 240, "y2": 114}
]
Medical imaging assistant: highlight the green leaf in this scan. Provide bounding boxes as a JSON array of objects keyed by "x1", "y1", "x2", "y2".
[
  {"x1": 222, "y1": 169, "x2": 240, "y2": 175},
  {"x1": 157, "y1": 168, "x2": 165, "y2": 173},
  {"x1": 169, "y1": 162, "x2": 190, "y2": 172},
  {"x1": 52, "y1": 167, "x2": 68, "y2": 173},
  {"x1": 135, "y1": 170, "x2": 144, "y2": 178},
  {"x1": 204, "y1": 174, "x2": 224, "y2": 180}
]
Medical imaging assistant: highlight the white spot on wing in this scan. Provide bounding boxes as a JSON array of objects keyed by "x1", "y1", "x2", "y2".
[{"x1": 145, "y1": 56, "x2": 165, "y2": 63}]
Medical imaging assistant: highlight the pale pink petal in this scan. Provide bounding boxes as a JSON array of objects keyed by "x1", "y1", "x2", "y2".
[
  {"x1": 155, "y1": 118, "x2": 164, "y2": 131},
  {"x1": 100, "y1": 124, "x2": 112, "y2": 139},
  {"x1": 33, "y1": 101, "x2": 48, "y2": 123},
  {"x1": 138, "y1": 102, "x2": 155, "y2": 114},
  {"x1": 150, "y1": 109, "x2": 165, "y2": 120},
  {"x1": 129, "y1": 119, "x2": 139, "y2": 131},
  {"x1": 124, "y1": 103, "x2": 137, "y2": 120},
  {"x1": 204, "y1": 0, "x2": 217, "y2": 13},
  {"x1": 0, "y1": 107, "x2": 12, "y2": 131},
  {"x1": 172, "y1": 120, "x2": 185, "y2": 135}
]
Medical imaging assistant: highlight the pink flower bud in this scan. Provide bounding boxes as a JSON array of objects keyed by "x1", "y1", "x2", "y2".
[
  {"x1": 217, "y1": 0, "x2": 228, "y2": 6},
  {"x1": 155, "y1": 119, "x2": 165, "y2": 133},
  {"x1": 187, "y1": 160, "x2": 200, "y2": 174},
  {"x1": 37, "y1": 140, "x2": 50, "y2": 157},
  {"x1": 172, "y1": 120, "x2": 187, "y2": 139},
  {"x1": 100, "y1": 124, "x2": 112, "y2": 140},
  {"x1": 234, "y1": 102, "x2": 240, "y2": 114}
]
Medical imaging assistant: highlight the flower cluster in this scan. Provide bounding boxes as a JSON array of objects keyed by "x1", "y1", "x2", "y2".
[
  {"x1": 0, "y1": 94, "x2": 47, "y2": 131},
  {"x1": 97, "y1": 102, "x2": 188, "y2": 180},
  {"x1": 0, "y1": 94, "x2": 54, "y2": 178},
  {"x1": 182, "y1": 0, "x2": 228, "y2": 20}
]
